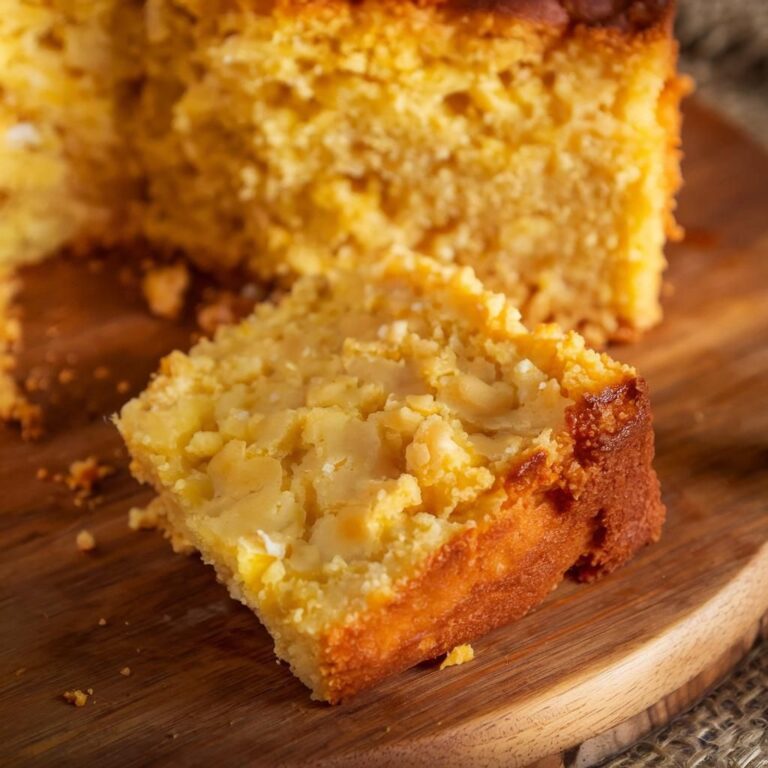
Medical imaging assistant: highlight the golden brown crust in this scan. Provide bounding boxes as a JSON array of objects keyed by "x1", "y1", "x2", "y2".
[
  {"x1": 318, "y1": 377, "x2": 664, "y2": 702},
  {"x1": 273, "y1": 0, "x2": 673, "y2": 33},
  {"x1": 449, "y1": 0, "x2": 671, "y2": 32}
]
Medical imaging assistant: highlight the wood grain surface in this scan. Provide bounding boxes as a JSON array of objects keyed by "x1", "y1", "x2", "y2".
[{"x1": 1, "y1": 100, "x2": 767, "y2": 768}]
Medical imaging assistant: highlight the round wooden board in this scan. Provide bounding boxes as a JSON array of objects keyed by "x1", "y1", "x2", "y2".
[{"x1": 1, "y1": 101, "x2": 767, "y2": 768}]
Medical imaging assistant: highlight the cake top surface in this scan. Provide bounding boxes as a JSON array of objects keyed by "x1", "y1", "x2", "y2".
[
  {"x1": 267, "y1": 0, "x2": 672, "y2": 31},
  {"x1": 118, "y1": 253, "x2": 632, "y2": 630},
  {"x1": 173, "y1": 0, "x2": 672, "y2": 32}
]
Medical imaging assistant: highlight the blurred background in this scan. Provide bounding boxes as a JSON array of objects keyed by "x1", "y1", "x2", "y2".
[{"x1": 677, "y1": 0, "x2": 768, "y2": 148}]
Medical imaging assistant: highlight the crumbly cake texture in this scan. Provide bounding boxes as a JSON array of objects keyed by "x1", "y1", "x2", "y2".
[
  {"x1": 440, "y1": 643, "x2": 475, "y2": 670},
  {"x1": 0, "y1": 0, "x2": 685, "y2": 343},
  {"x1": 0, "y1": 268, "x2": 42, "y2": 438},
  {"x1": 117, "y1": 254, "x2": 664, "y2": 702},
  {"x1": 0, "y1": 3, "x2": 142, "y2": 266}
]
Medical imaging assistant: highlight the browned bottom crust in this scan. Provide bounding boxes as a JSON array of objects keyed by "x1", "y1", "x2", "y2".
[{"x1": 319, "y1": 377, "x2": 664, "y2": 702}]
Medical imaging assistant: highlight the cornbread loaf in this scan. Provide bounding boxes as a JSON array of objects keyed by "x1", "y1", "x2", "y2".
[
  {"x1": 117, "y1": 254, "x2": 665, "y2": 702},
  {"x1": 1, "y1": 0, "x2": 686, "y2": 343}
]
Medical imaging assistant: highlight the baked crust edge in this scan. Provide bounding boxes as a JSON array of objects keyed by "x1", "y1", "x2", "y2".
[{"x1": 318, "y1": 376, "x2": 664, "y2": 702}]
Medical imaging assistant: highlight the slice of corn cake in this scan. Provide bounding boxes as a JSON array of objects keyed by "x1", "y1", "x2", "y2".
[{"x1": 117, "y1": 253, "x2": 664, "y2": 702}]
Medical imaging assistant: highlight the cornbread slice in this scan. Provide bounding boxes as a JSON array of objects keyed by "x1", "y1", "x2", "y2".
[
  {"x1": 117, "y1": 254, "x2": 664, "y2": 702},
  {"x1": 1, "y1": 1, "x2": 686, "y2": 343}
]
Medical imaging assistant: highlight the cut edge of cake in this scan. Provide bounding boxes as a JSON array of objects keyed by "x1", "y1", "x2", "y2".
[{"x1": 117, "y1": 254, "x2": 664, "y2": 702}]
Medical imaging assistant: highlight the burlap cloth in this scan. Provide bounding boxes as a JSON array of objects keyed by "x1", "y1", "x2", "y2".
[
  {"x1": 602, "y1": 634, "x2": 768, "y2": 767},
  {"x1": 602, "y1": 4, "x2": 768, "y2": 765},
  {"x1": 676, "y1": 0, "x2": 768, "y2": 148}
]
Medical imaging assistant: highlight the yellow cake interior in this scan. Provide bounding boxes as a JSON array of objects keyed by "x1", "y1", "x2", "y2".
[
  {"x1": 117, "y1": 252, "x2": 632, "y2": 698},
  {"x1": 0, "y1": 0, "x2": 685, "y2": 343},
  {"x1": 0, "y1": 1, "x2": 143, "y2": 266}
]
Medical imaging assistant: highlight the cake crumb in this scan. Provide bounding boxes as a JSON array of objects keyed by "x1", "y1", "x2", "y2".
[
  {"x1": 439, "y1": 644, "x2": 475, "y2": 670},
  {"x1": 64, "y1": 456, "x2": 115, "y2": 496},
  {"x1": 128, "y1": 505, "x2": 159, "y2": 531},
  {"x1": 195, "y1": 288, "x2": 258, "y2": 336},
  {"x1": 117, "y1": 380, "x2": 131, "y2": 395},
  {"x1": 196, "y1": 297, "x2": 237, "y2": 336},
  {"x1": 63, "y1": 689, "x2": 89, "y2": 707},
  {"x1": 36, "y1": 467, "x2": 49, "y2": 480},
  {"x1": 142, "y1": 263, "x2": 190, "y2": 320},
  {"x1": 58, "y1": 368, "x2": 75, "y2": 385},
  {"x1": 98, "y1": 617, "x2": 107, "y2": 626},
  {"x1": 120, "y1": 666, "x2": 131, "y2": 677},
  {"x1": 93, "y1": 366, "x2": 111, "y2": 380},
  {"x1": 24, "y1": 370, "x2": 50, "y2": 392},
  {"x1": 76, "y1": 529, "x2": 96, "y2": 552},
  {"x1": 3, "y1": 394, "x2": 43, "y2": 440}
]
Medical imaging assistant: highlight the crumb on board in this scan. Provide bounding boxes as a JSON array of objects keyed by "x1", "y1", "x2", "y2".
[
  {"x1": 93, "y1": 365, "x2": 111, "y2": 380},
  {"x1": 1, "y1": 391, "x2": 43, "y2": 440},
  {"x1": 116, "y1": 379, "x2": 131, "y2": 395},
  {"x1": 18, "y1": 399, "x2": 43, "y2": 439},
  {"x1": 36, "y1": 467, "x2": 49, "y2": 480},
  {"x1": 128, "y1": 505, "x2": 159, "y2": 531},
  {"x1": 64, "y1": 456, "x2": 114, "y2": 496},
  {"x1": 120, "y1": 667, "x2": 131, "y2": 677},
  {"x1": 98, "y1": 617, "x2": 107, "y2": 626},
  {"x1": 195, "y1": 286, "x2": 261, "y2": 336},
  {"x1": 24, "y1": 369, "x2": 50, "y2": 392},
  {"x1": 141, "y1": 263, "x2": 190, "y2": 320},
  {"x1": 439, "y1": 644, "x2": 475, "y2": 670},
  {"x1": 196, "y1": 296, "x2": 238, "y2": 336},
  {"x1": 76, "y1": 529, "x2": 96, "y2": 552},
  {"x1": 57, "y1": 368, "x2": 75, "y2": 385},
  {"x1": 63, "y1": 689, "x2": 89, "y2": 707}
]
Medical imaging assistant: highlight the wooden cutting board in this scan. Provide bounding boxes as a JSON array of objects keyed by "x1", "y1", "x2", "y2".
[{"x1": 1, "y1": 100, "x2": 767, "y2": 768}]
